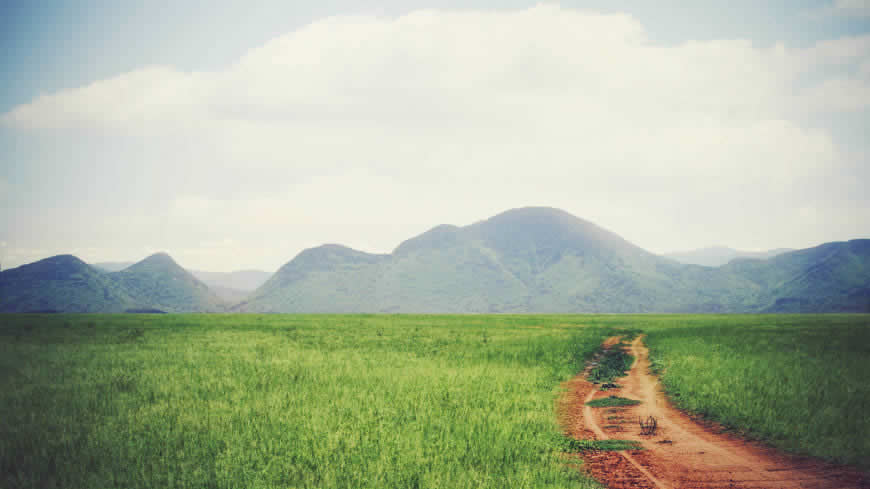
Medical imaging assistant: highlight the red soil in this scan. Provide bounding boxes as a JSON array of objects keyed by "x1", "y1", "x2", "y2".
[{"x1": 558, "y1": 336, "x2": 870, "y2": 489}]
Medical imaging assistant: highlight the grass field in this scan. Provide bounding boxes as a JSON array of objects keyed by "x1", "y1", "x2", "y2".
[
  {"x1": 640, "y1": 314, "x2": 870, "y2": 469},
  {"x1": 1, "y1": 314, "x2": 868, "y2": 488},
  {"x1": 0, "y1": 314, "x2": 618, "y2": 489}
]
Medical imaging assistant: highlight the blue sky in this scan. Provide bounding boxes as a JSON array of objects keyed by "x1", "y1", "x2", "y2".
[{"x1": 1, "y1": 1, "x2": 869, "y2": 270}]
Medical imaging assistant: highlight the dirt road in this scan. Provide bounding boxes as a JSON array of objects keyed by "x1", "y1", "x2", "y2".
[{"x1": 559, "y1": 336, "x2": 870, "y2": 489}]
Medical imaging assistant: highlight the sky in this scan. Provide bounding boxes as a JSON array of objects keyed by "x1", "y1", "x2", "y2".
[{"x1": 1, "y1": 1, "x2": 869, "y2": 272}]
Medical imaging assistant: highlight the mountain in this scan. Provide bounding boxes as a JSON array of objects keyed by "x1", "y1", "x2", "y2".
[
  {"x1": 93, "y1": 262, "x2": 272, "y2": 302},
  {"x1": 240, "y1": 245, "x2": 388, "y2": 312},
  {"x1": 111, "y1": 253, "x2": 225, "y2": 312},
  {"x1": 5, "y1": 208, "x2": 868, "y2": 313},
  {"x1": 664, "y1": 246, "x2": 793, "y2": 267},
  {"x1": 240, "y1": 207, "x2": 868, "y2": 313},
  {"x1": 723, "y1": 240, "x2": 870, "y2": 312},
  {"x1": 1, "y1": 253, "x2": 225, "y2": 313},
  {"x1": 0, "y1": 255, "x2": 137, "y2": 312}
]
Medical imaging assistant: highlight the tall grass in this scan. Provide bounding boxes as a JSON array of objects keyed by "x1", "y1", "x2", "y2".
[
  {"x1": 641, "y1": 314, "x2": 870, "y2": 468},
  {"x1": 3, "y1": 314, "x2": 867, "y2": 487},
  {"x1": 0, "y1": 314, "x2": 612, "y2": 489}
]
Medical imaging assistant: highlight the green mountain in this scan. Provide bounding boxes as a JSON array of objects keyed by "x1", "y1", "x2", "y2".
[
  {"x1": 239, "y1": 207, "x2": 870, "y2": 313},
  {"x1": 5, "y1": 208, "x2": 868, "y2": 313},
  {"x1": 723, "y1": 240, "x2": 870, "y2": 312},
  {"x1": 1, "y1": 253, "x2": 225, "y2": 313},
  {"x1": 93, "y1": 262, "x2": 272, "y2": 302},
  {"x1": 238, "y1": 245, "x2": 387, "y2": 313},
  {"x1": 111, "y1": 253, "x2": 226, "y2": 312},
  {"x1": 0, "y1": 255, "x2": 137, "y2": 312}
]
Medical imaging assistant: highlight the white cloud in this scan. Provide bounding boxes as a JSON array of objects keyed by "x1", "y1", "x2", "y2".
[
  {"x1": 1, "y1": 66, "x2": 210, "y2": 129},
  {"x1": 1, "y1": 5, "x2": 867, "y2": 268},
  {"x1": 801, "y1": 76, "x2": 870, "y2": 111},
  {"x1": 4, "y1": 5, "x2": 868, "y2": 132}
]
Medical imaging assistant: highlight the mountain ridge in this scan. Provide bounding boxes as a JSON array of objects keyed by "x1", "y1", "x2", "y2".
[
  {"x1": 239, "y1": 207, "x2": 870, "y2": 313},
  {"x1": 0, "y1": 255, "x2": 137, "y2": 312},
  {"x1": 110, "y1": 252, "x2": 225, "y2": 312},
  {"x1": 92, "y1": 261, "x2": 272, "y2": 302},
  {"x1": 1, "y1": 253, "x2": 226, "y2": 313},
  {"x1": 4, "y1": 207, "x2": 869, "y2": 313}
]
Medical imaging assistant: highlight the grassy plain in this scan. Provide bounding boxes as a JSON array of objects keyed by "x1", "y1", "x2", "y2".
[
  {"x1": 1, "y1": 314, "x2": 868, "y2": 489},
  {"x1": 0, "y1": 314, "x2": 615, "y2": 489}
]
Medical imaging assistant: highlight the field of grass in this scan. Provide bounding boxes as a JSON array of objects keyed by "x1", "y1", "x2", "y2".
[
  {"x1": 1, "y1": 314, "x2": 868, "y2": 489},
  {"x1": 639, "y1": 314, "x2": 870, "y2": 469},
  {"x1": 0, "y1": 314, "x2": 620, "y2": 489}
]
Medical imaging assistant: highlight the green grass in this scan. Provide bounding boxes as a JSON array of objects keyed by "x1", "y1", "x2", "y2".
[
  {"x1": 585, "y1": 396, "x2": 641, "y2": 408},
  {"x1": 2, "y1": 314, "x2": 869, "y2": 488},
  {"x1": 639, "y1": 314, "x2": 870, "y2": 469},
  {"x1": 0, "y1": 314, "x2": 611, "y2": 489}
]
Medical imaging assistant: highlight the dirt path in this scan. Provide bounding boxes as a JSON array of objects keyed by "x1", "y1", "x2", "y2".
[{"x1": 560, "y1": 336, "x2": 870, "y2": 489}]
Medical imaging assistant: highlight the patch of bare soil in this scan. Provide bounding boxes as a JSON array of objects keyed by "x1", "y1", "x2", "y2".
[{"x1": 559, "y1": 336, "x2": 870, "y2": 489}]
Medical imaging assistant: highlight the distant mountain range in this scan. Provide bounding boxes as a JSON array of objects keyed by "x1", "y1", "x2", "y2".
[
  {"x1": 1, "y1": 252, "x2": 223, "y2": 312},
  {"x1": 2, "y1": 207, "x2": 868, "y2": 313},
  {"x1": 664, "y1": 246, "x2": 794, "y2": 267},
  {"x1": 236, "y1": 207, "x2": 870, "y2": 313}
]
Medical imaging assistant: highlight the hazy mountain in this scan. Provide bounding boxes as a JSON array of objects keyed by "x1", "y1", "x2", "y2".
[
  {"x1": 1, "y1": 253, "x2": 225, "y2": 313},
  {"x1": 202, "y1": 285, "x2": 248, "y2": 303},
  {"x1": 240, "y1": 245, "x2": 388, "y2": 313},
  {"x1": 239, "y1": 207, "x2": 865, "y2": 313},
  {"x1": 93, "y1": 262, "x2": 272, "y2": 302},
  {"x1": 188, "y1": 269, "x2": 272, "y2": 302},
  {"x1": 0, "y1": 255, "x2": 137, "y2": 312},
  {"x1": 6, "y1": 208, "x2": 868, "y2": 313},
  {"x1": 238, "y1": 207, "x2": 869, "y2": 313},
  {"x1": 664, "y1": 246, "x2": 793, "y2": 267},
  {"x1": 723, "y1": 241, "x2": 870, "y2": 312},
  {"x1": 111, "y1": 253, "x2": 225, "y2": 312},
  {"x1": 189, "y1": 269, "x2": 271, "y2": 291}
]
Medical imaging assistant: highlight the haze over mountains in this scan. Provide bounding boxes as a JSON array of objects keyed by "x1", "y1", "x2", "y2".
[
  {"x1": 93, "y1": 262, "x2": 272, "y2": 302},
  {"x1": 2, "y1": 207, "x2": 868, "y2": 313},
  {"x1": 664, "y1": 247, "x2": 794, "y2": 267}
]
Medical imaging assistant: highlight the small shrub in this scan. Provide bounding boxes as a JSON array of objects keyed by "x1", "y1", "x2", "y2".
[
  {"x1": 586, "y1": 396, "x2": 641, "y2": 408},
  {"x1": 588, "y1": 347, "x2": 633, "y2": 384}
]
